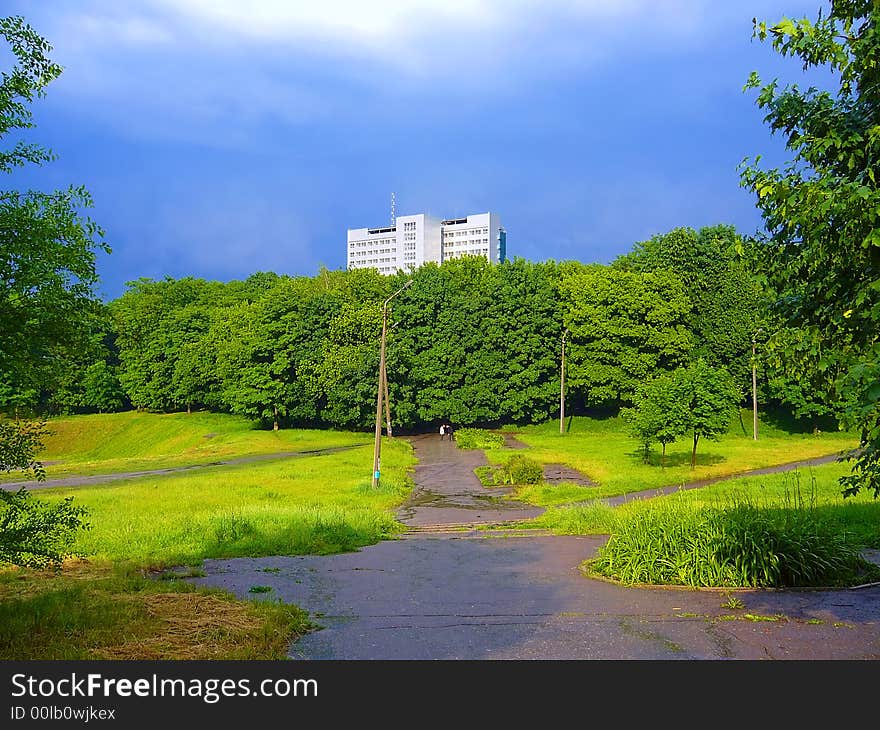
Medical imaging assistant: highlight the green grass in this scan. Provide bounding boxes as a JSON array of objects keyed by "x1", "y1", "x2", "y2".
[
  {"x1": 492, "y1": 410, "x2": 857, "y2": 504},
  {"x1": 528, "y1": 461, "x2": 880, "y2": 542},
  {"x1": 35, "y1": 437, "x2": 416, "y2": 568},
  {"x1": 1, "y1": 417, "x2": 416, "y2": 659},
  {"x1": 2, "y1": 410, "x2": 371, "y2": 481},
  {"x1": 0, "y1": 562, "x2": 311, "y2": 660},
  {"x1": 455, "y1": 428, "x2": 505, "y2": 450}
]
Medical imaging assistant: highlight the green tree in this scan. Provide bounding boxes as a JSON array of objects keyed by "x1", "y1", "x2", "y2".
[
  {"x1": 741, "y1": 1, "x2": 880, "y2": 496},
  {"x1": 0, "y1": 16, "x2": 93, "y2": 566},
  {"x1": 671, "y1": 361, "x2": 741, "y2": 469},
  {"x1": 614, "y1": 225, "x2": 764, "y2": 395},
  {"x1": 0, "y1": 17, "x2": 108, "y2": 407},
  {"x1": 81, "y1": 361, "x2": 126, "y2": 413},
  {"x1": 560, "y1": 265, "x2": 692, "y2": 408},
  {"x1": 112, "y1": 277, "x2": 230, "y2": 412},
  {"x1": 621, "y1": 373, "x2": 685, "y2": 466},
  {"x1": 390, "y1": 258, "x2": 561, "y2": 427}
]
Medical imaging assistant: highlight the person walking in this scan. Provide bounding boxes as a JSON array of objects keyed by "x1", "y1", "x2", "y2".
[{"x1": 439, "y1": 423, "x2": 446, "y2": 441}]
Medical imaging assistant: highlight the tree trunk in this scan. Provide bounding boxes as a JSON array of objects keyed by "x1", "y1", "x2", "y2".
[
  {"x1": 691, "y1": 433, "x2": 698, "y2": 470},
  {"x1": 273, "y1": 405, "x2": 279, "y2": 431},
  {"x1": 187, "y1": 403, "x2": 191, "y2": 415},
  {"x1": 661, "y1": 442, "x2": 666, "y2": 469}
]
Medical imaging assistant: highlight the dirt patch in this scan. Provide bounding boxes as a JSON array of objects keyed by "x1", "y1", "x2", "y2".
[{"x1": 543, "y1": 463, "x2": 596, "y2": 487}]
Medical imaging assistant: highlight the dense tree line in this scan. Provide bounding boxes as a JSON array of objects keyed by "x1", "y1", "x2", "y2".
[{"x1": 5, "y1": 223, "x2": 843, "y2": 433}]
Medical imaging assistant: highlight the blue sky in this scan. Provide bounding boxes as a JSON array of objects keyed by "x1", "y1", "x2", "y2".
[{"x1": 4, "y1": 0, "x2": 825, "y2": 300}]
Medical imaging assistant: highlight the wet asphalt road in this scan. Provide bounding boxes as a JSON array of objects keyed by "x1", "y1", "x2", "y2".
[{"x1": 192, "y1": 434, "x2": 880, "y2": 660}]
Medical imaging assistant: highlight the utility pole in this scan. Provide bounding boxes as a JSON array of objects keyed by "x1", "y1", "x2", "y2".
[
  {"x1": 372, "y1": 279, "x2": 412, "y2": 488},
  {"x1": 752, "y1": 328, "x2": 764, "y2": 441},
  {"x1": 382, "y1": 359, "x2": 392, "y2": 437},
  {"x1": 560, "y1": 329, "x2": 568, "y2": 434}
]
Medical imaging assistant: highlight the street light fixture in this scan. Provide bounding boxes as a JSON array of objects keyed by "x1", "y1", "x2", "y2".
[
  {"x1": 752, "y1": 328, "x2": 764, "y2": 441},
  {"x1": 372, "y1": 279, "x2": 412, "y2": 488},
  {"x1": 560, "y1": 328, "x2": 569, "y2": 434}
]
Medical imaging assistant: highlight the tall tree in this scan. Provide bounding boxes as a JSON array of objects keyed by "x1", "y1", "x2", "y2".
[
  {"x1": 741, "y1": 1, "x2": 880, "y2": 496},
  {"x1": 614, "y1": 225, "x2": 764, "y2": 395},
  {"x1": 0, "y1": 17, "x2": 109, "y2": 408},
  {"x1": 559, "y1": 265, "x2": 692, "y2": 409},
  {"x1": 0, "y1": 16, "x2": 93, "y2": 566}
]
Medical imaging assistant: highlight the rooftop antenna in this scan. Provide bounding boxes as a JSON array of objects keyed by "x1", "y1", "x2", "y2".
[{"x1": 390, "y1": 192, "x2": 396, "y2": 226}]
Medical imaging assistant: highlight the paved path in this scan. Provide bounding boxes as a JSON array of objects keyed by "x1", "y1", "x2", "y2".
[
  {"x1": 0, "y1": 445, "x2": 362, "y2": 491},
  {"x1": 395, "y1": 434, "x2": 543, "y2": 528},
  {"x1": 191, "y1": 433, "x2": 880, "y2": 659}
]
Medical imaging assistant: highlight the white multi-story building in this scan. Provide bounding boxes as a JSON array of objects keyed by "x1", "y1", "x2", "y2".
[{"x1": 347, "y1": 211, "x2": 506, "y2": 274}]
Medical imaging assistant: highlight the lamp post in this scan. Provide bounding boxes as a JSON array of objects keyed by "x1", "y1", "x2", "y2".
[
  {"x1": 752, "y1": 328, "x2": 764, "y2": 441},
  {"x1": 560, "y1": 329, "x2": 569, "y2": 434},
  {"x1": 372, "y1": 280, "x2": 412, "y2": 488}
]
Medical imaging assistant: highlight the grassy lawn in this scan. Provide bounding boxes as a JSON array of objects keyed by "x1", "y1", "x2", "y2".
[
  {"x1": 528, "y1": 460, "x2": 880, "y2": 543},
  {"x1": 491, "y1": 410, "x2": 858, "y2": 506},
  {"x1": 40, "y1": 436, "x2": 416, "y2": 568},
  {"x1": 1, "y1": 414, "x2": 416, "y2": 659},
  {"x1": 1, "y1": 410, "x2": 371, "y2": 481}
]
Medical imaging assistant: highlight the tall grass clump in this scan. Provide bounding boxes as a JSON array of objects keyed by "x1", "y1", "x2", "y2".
[
  {"x1": 589, "y1": 481, "x2": 877, "y2": 588},
  {"x1": 454, "y1": 428, "x2": 505, "y2": 450}
]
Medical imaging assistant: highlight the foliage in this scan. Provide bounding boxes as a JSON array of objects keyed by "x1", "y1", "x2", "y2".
[
  {"x1": 671, "y1": 361, "x2": 742, "y2": 469},
  {"x1": 559, "y1": 264, "x2": 692, "y2": 408},
  {"x1": 0, "y1": 16, "x2": 97, "y2": 571},
  {"x1": 0, "y1": 489, "x2": 89, "y2": 568},
  {"x1": 0, "y1": 415, "x2": 88, "y2": 574},
  {"x1": 454, "y1": 428, "x2": 505, "y2": 450},
  {"x1": 0, "y1": 16, "x2": 108, "y2": 408},
  {"x1": 473, "y1": 453, "x2": 543, "y2": 485},
  {"x1": 390, "y1": 258, "x2": 563, "y2": 427},
  {"x1": 0, "y1": 419, "x2": 47, "y2": 480},
  {"x1": 741, "y1": 2, "x2": 880, "y2": 496},
  {"x1": 588, "y1": 486, "x2": 874, "y2": 588},
  {"x1": 614, "y1": 225, "x2": 764, "y2": 394},
  {"x1": 620, "y1": 373, "x2": 684, "y2": 465}
]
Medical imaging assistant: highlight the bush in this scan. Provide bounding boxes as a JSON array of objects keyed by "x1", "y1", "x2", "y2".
[
  {"x1": 505, "y1": 454, "x2": 543, "y2": 485},
  {"x1": 474, "y1": 455, "x2": 544, "y2": 486},
  {"x1": 588, "y1": 494, "x2": 876, "y2": 588},
  {"x1": 454, "y1": 428, "x2": 505, "y2": 450},
  {"x1": 0, "y1": 490, "x2": 90, "y2": 569}
]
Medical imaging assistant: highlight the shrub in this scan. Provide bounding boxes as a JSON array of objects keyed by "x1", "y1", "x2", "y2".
[
  {"x1": 505, "y1": 454, "x2": 543, "y2": 485},
  {"x1": 474, "y1": 455, "x2": 543, "y2": 486},
  {"x1": 588, "y1": 494, "x2": 876, "y2": 588},
  {"x1": 454, "y1": 428, "x2": 505, "y2": 450}
]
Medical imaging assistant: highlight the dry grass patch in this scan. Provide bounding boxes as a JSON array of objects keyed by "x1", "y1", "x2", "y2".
[
  {"x1": 0, "y1": 561, "x2": 309, "y2": 660},
  {"x1": 94, "y1": 592, "x2": 304, "y2": 660}
]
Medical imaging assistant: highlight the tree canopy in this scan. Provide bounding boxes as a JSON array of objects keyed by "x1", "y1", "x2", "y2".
[
  {"x1": 0, "y1": 15, "x2": 94, "y2": 567},
  {"x1": 741, "y1": 0, "x2": 880, "y2": 496}
]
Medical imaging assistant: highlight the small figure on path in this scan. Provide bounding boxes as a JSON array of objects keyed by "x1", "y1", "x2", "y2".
[
  {"x1": 446, "y1": 423, "x2": 455, "y2": 442},
  {"x1": 439, "y1": 423, "x2": 446, "y2": 441}
]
